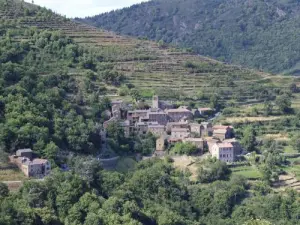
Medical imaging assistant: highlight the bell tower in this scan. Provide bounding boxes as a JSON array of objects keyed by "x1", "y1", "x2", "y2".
[{"x1": 152, "y1": 95, "x2": 159, "y2": 109}]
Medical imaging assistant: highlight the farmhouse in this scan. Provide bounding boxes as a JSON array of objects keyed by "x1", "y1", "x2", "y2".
[
  {"x1": 198, "y1": 107, "x2": 214, "y2": 115},
  {"x1": 166, "y1": 107, "x2": 193, "y2": 122},
  {"x1": 171, "y1": 127, "x2": 190, "y2": 139},
  {"x1": 10, "y1": 149, "x2": 51, "y2": 178},
  {"x1": 211, "y1": 143, "x2": 235, "y2": 162},
  {"x1": 213, "y1": 125, "x2": 234, "y2": 140}
]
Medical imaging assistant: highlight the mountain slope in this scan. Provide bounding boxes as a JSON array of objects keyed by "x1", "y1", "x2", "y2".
[
  {"x1": 0, "y1": 0, "x2": 294, "y2": 106},
  {"x1": 79, "y1": 0, "x2": 300, "y2": 74}
]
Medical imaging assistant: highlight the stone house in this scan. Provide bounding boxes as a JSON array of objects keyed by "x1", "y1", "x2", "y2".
[
  {"x1": 211, "y1": 142, "x2": 235, "y2": 163},
  {"x1": 199, "y1": 108, "x2": 214, "y2": 116},
  {"x1": 16, "y1": 149, "x2": 33, "y2": 160},
  {"x1": 148, "y1": 124, "x2": 165, "y2": 136},
  {"x1": 148, "y1": 111, "x2": 170, "y2": 125},
  {"x1": 127, "y1": 110, "x2": 149, "y2": 122},
  {"x1": 213, "y1": 125, "x2": 234, "y2": 140},
  {"x1": 136, "y1": 122, "x2": 160, "y2": 135},
  {"x1": 206, "y1": 137, "x2": 222, "y2": 153},
  {"x1": 11, "y1": 149, "x2": 51, "y2": 178},
  {"x1": 120, "y1": 120, "x2": 132, "y2": 138},
  {"x1": 135, "y1": 122, "x2": 149, "y2": 135},
  {"x1": 190, "y1": 123, "x2": 202, "y2": 136},
  {"x1": 200, "y1": 122, "x2": 213, "y2": 137},
  {"x1": 223, "y1": 139, "x2": 243, "y2": 156},
  {"x1": 111, "y1": 100, "x2": 124, "y2": 109},
  {"x1": 23, "y1": 158, "x2": 51, "y2": 177},
  {"x1": 166, "y1": 121, "x2": 189, "y2": 133},
  {"x1": 171, "y1": 128, "x2": 190, "y2": 139},
  {"x1": 112, "y1": 104, "x2": 121, "y2": 119},
  {"x1": 166, "y1": 108, "x2": 193, "y2": 122}
]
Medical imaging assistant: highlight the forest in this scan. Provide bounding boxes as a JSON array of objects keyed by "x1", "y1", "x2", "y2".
[
  {"x1": 1, "y1": 157, "x2": 300, "y2": 225},
  {"x1": 80, "y1": 0, "x2": 300, "y2": 74}
]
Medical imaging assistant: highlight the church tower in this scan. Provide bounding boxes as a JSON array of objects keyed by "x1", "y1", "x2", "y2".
[{"x1": 152, "y1": 95, "x2": 159, "y2": 108}]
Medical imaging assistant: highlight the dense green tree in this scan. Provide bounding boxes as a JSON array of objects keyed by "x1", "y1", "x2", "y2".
[
  {"x1": 197, "y1": 158, "x2": 231, "y2": 183},
  {"x1": 170, "y1": 142, "x2": 198, "y2": 155},
  {"x1": 276, "y1": 94, "x2": 292, "y2": 114},
  {"x1": 0, "y1": 182, "x2": 9, "y2": 198},
  {"x1": 291, "y1": 133, "x2": 300, "y2": 152},
  {"x1": 241, "y1": 126, "x2": 257, "y2": 152}
]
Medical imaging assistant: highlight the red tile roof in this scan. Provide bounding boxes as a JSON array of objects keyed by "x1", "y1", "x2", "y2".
[{"x1": 217, "y1": 143, "x2": 233, "y2": 148}]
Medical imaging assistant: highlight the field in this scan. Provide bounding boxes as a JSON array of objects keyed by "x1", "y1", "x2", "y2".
[
  {"x1": 231, "y1": 165, "x2": 263, "y2": 180},
  {"x1": 0, "y1": 168, "x2": 27, "y2": 182}
]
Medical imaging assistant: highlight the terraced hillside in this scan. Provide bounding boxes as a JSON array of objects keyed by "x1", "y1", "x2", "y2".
[{"x1": 0, "y1": 0, "x2": 293, "y2": 104}]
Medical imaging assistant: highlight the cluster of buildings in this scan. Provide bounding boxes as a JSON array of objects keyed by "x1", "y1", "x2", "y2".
[
  {"x1": 104, "y1": 96, "x2": 243, "y2": 163},
  {"x1": 9, "y1": 149, "x2": 51, "y2": 178}
]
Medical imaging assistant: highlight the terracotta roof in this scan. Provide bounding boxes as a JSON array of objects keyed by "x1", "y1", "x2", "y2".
[
  {"x1": 148, "y1": 124, "x2": 165, "y2": 128},
  {"x1": 167, "y1": 122, "x2": 188, "y2": 126},
  {"x1": 213, "y1": 129, "x2": 228, "y2": 134},
  {"x1": 148, "y1": 112, "x2": 167, "y2": 115},
  {"x1": 201, "y1": 122, "x2": 212, "y2": 126},
  {"x1": 184, "y1": 138, "x2": 204, "y2": 142},
  {"x1": 199, "y1": 108, "x2": 213, "y2": 111},
  {"x1": 16, "y1": 149, "x2": 32, "y2": 153},
  {"x1": 168, "y1": 138, "x2": 183, "y2": 142},
  {"x1": 223, "y1": 138, "x2": 238, "y2": 143},
  {"x1": 171, "y1": 128, "x2": 190, "y2": 132},
  {"x1": 190, "y1": 123, "x2": 201, "y2": 127},
  {"x1": 128, "y1": 110, "x2": 149, "y2": 113},
  {"x1": 166, "y1": 108, "x2": 191, "y2": 113},
  {"x1": 217, "y1": 143, "x2": 233, "y2": 148},
  {"x1": 213, "y1": 125, "x2": 233, "y2": 130},
  {"x1": 136, "y1": 122, "x2": 159, "y2": 126},
  {"x1": 31, "y1": 158, "x2": 48, "y2": 165}
]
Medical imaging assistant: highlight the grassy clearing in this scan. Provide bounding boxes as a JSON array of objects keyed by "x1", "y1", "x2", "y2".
[
  {"x1": 231, "y1": 165, "x2": 262, "y2": 180},
  {"x1": 0, "y1": 168, "x2": 27, "y2": 182},
  {"x1": 284, "y1": 145, "x2": 297, "y2": 154}
]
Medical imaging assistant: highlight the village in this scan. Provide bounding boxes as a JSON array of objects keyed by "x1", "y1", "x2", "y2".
[
  {"x1": 104, "y1": 96, "x2": 244, "y2": 163},
  {"x1": 7, "y1": 95, "x2": 243, "y2": 179}
]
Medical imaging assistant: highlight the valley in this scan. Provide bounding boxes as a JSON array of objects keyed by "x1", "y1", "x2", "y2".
[{"x1": 0, "y1": 0, "x2": 300, "y2": 225}]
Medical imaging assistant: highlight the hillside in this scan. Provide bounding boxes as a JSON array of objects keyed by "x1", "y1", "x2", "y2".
[
  {"x1": 1, "y1": 1, "x2": 292, "y2": 105},
  {"x1": 2, "y1": 1, "x2": 300, "y2": 225},
  {"x1": 0, "y1": 0, "x2": 296, "y2": 156},
  {"x1": 80, "y1": 0, "x2": 300, "y2": 74}
]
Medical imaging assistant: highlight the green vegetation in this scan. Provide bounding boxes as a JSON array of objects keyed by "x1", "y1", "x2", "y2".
[
  {"x1": 0, "y1": 158, "x2": 299, "y2": 224},
  {"x1": 81, "y1": 0, "x2": 300, "y2": 74},
  {"x1": 197, "y1": 157, "x2": 231, "y2": 183},
  {"x1": 170, "y1": 142, "x2": 198, "y2": 155},
  {"x1": 1, "y1": 1, "x2": 300, "y2": 224},
  {"x1": 231, "y1": 165, "x2": 262, "y2": 180}
]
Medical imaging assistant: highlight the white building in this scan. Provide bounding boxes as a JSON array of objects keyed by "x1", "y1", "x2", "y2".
[{"x1": 211, "y1": 142, "x2": 235, "y2": 162}]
